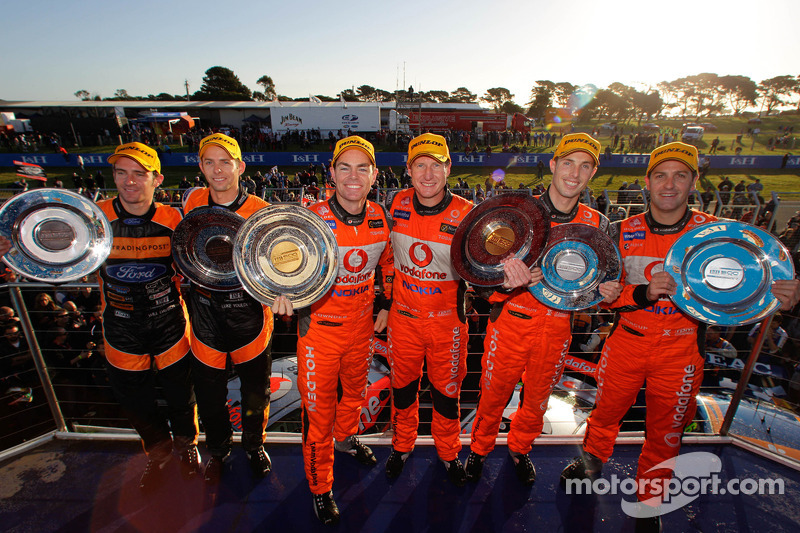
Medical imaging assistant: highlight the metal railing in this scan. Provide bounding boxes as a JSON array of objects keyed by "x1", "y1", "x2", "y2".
[{"x1": 2, "y1": 280, "x2": 799, "y2": 469}]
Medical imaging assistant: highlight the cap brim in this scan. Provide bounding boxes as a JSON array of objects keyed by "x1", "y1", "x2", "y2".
[
  {"x1": 333, "y1": 145, "x2": 376, "y2": 166},
  {"x1": 558, "y1": 148, "x2": 599, "y2": 165},
  {"x1": 108, "y1": 153, "x2": 157, "y2": 173},
  {"x1": 648, "y1": 157, "x2": 697, "y2": 175},
  {"x1": 199, "y1": 141, "x2": 239, "y2": 161},
  {"x1": 409, "y1": 152, "x2": 449, "y2": 164}
]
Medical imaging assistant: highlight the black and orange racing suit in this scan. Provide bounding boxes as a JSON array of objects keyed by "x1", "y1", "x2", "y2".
[
  {"x1": 387, "y1": 188, "x2": 472, "y2": 461},
  {"x1": 183, "y1": 185, "x2": 274, "y2": 457},
  {"x1": 583, "y1": 208, "x2": 716, "y2": 503},
  {"x1": 470, "y1": 191, "x2": 610, "y2": 458},
  {"x1": 97, "y1": 198, "x2": 197, "y2": 460},
  {"x1": 297, "y1": 196, "x2": 393, "y2": 495}
]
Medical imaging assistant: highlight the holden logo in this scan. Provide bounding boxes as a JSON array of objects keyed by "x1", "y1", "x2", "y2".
[
  {"x1": 644, "y1": 260, "x2": 664, "y2": 281},
  {"x1": 344, "y1": 249, "x2": 368, "y2": 273},
  {"x1": 318, "y1": 205, "x2": 329, "y2": 216},
  {"x1": 409, "y1": 242, "x2": 433, "y2": 267}
]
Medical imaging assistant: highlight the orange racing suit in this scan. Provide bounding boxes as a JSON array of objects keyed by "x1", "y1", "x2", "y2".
[
  {"x1": 387, "y1": 188, "x2": 472, "y2": 461},
  {"x1": 582, "y1": 208, "x2": 716, "y2": 503},
  {"x1": 470, "y1": 191, "x2": 610, "y2": 457},
  {"x1": 297, "y1": 196, "x2": 393, "y2": 495}
]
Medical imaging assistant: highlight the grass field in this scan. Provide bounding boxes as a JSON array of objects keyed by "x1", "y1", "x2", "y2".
[
  {"x1": 3, "y1": 116, "x2": 799, "y2": 194},
  {"x1": 4, "y1": 115, "x2": 799, "y2": 158},
  {"x1": 2, "y1": 166, "x2": 799, "y2": 198}
]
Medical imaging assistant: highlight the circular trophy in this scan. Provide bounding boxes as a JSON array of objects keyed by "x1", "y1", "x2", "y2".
[
  {"x1": 0, "y1": 189, "x2": 112, "y2": 282},
  {"x1": 664, "y1": 220, "x2": 794, "y2": 325},
  {"x1": 173, "y1": 207, "x2": 244, "y2": 290},
  {"x1": 233, "y1": 205, "x2": 338, "y2": 308},
  {"x1": 529, "y1": 223, "x2": 622, "y2": 311},
  {"x1": 451, "y1": 192, "x2": 549, "y2": 286}
]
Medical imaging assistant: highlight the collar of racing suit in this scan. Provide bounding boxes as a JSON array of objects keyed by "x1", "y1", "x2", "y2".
[
  {"x1": 113, "y1": 197, "x2": 156, "y2": 223},
  {"x1": 540, "y1": 187, "x2": 580, "y2": 223},
  {"x1": 207, "y1": 184, "x2": 249, "y2": 211},
  {"x1": 644, "y1": 206, "x2": 692, "y2": 235},
  {"x1": 412, "y1": 187, "x2": 453, "y2": 216},
  {"x1": 328, "y1": 195, "x2": 366, "y2": 226}
]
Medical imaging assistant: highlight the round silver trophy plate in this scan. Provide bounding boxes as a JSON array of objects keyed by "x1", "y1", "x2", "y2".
[
  {"x1": 173, "y1": 206, "x2": 244, "y2": 290},
  {"x1": 0, "y1": 189, "x2": 112, "y2": 282},
  {"x1": 665, "y1": 220, "x2": 794, "y2": 325},
  {"x1": 529, "y1": 223, "x2": 622, "y2": 311},
  {"x1": 233, "y1": 205, "x2": 338, "y2": 308}
]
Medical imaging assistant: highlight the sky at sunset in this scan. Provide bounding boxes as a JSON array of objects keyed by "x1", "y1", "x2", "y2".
[{"x1": 3, "y1": 0, "x2": 798, "y2": 107}]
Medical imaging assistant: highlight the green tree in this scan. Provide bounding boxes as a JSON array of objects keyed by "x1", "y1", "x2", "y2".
[
  {"x1": 500, "y1": 101, "x2": 524, "y2": 114},
  {"x1": 553, "y1": 82, "x2": 576, "y2": 107},
  {"x1": 527, "y1": 80, "x2": 555, "y2": 118},
  {"x1": 482, "y1": 87, "x2": 514, "y2": 112},
  {"x1": 758, "y1": 75, "x2": 797, "y2": 115},
  {"x1": 109, "y1": 89, "x2": 132, "y2": 100},
  {"x1": 718, "y1": 75, "x2": 758, "y2": 116},
  {"x1": 449, "y1": 87, "x2": 477, "y2": 103},
  {"x1": 339, "y1": 89, "x2": 358, "y2": 102},
  {"x1": 192, "y1": 66, "x2": 252, "y2": 101},
  {"x1": 254, "y1": 75, "x2": 276, "y2": 101},
  {"x1": 356, "y1": 85, "x2": 377, "y2": 101}
]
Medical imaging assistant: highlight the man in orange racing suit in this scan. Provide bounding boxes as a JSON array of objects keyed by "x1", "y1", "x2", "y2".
[
  {"x1": 99, "y1": 142, "x2": 199, "y2": 490},
  {"x1": 184, "y1": 133, "x2": 274, "y2": 484},
  {"x1": 466, "y1": 133, "x2": 622, "y2": 486},
  {"x1": 279, "y1": 136, "x2": 393, "y2": 525},
  {"x1": 384, "y1": 133, "x2": 473, "y2": 486},
  {"x1": 560, "y1": 142, "x2": 800, "y2": 529}
]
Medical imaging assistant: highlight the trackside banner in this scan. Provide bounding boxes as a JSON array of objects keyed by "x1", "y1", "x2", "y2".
[{"x1": 2, "y1": 153, "x2": 799, "y2": 170}]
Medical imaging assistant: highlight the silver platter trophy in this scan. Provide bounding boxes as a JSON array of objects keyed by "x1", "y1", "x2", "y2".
[
  {"x1": 529, "y1": 223, "x2": 622, "y2": 311},
  {"x1": 233, "y1": 205, "x2": 338, "y2": 308},
  {"x1": 0, "y1": 189, "x2": 112, "y2": 282},
  {"x1": 450, "y1": 192, "x2": 549, "y2": 286},
  {"x1": 664, "y1": 220, "x2": 794, "y2": 326},
  {"x1": 172, "y1": 207, "x2": 244, "y2": 290}
]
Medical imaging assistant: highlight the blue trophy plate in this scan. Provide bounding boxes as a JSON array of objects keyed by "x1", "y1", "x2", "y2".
[
  {"x1": 0, "y1": 189, "x2": 112, "y2": 282},
  {"x1": 664, "y1": 220, "x2": 794, "y2": 325},
  {"x1": 529, "y1": 223, "x2": 621, "y2": 310}
]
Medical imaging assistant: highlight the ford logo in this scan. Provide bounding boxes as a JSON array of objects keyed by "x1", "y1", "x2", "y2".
[{"x1": 106, "y1": 263, "x2": 167, "y2": 282}]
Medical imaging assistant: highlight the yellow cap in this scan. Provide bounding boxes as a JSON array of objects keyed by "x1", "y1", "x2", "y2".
[
  {"x1": 332, "y1": 135, "x2": 376, "y2": 166},
  {"x1": 199, "y1": 133, "x2": 242, "y2": 161},
  {"x1": 408, "y1": 133, "x2": 450, "y2": 164},
  {"x1": 647, "y1": 142, "x2": 698, "y2": 176},
  {"x1": 108, "y1": 142, "x2": 161, "y2": 174},
  {"x1": 553, "y1": 133, "x2": 601, "y2": 166}
]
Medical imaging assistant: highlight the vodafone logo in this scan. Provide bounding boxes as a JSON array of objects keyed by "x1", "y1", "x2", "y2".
[
  {"x1": 693, "y1": 215, "x2": 706, "y2": 224},
  {"x1": 344, "y1": 249, "x2": 368, "y2": 273},
  {"x1": 368, "y1": 204, "x2": 375, "y2": 214},
  {"x1": 644, "y1": 261, "x2": 664, "y2": 280},
  {"x1": 409, "y1": 242, "x2": 433, "y2": 267},
  {"x1": 450, "y1": 209, "x2": 461, "y2": 219}
]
